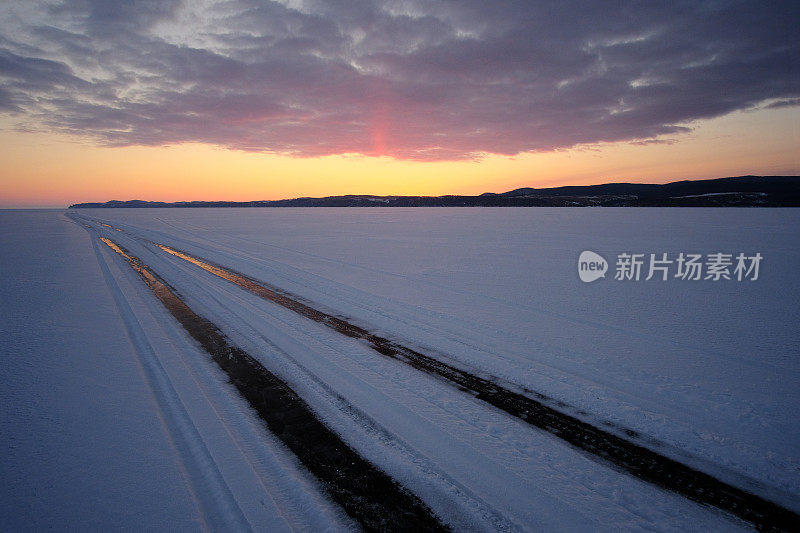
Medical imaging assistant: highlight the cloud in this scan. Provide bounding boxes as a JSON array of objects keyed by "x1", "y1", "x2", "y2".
[
  {"x1": 765, "y1": 98, "x2": 800, "y2": 109},
  {"x1": 0, "y1": 0, "x2": 797, "y2": 160}
]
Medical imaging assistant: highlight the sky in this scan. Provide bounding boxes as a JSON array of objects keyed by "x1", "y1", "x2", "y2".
[{"x1": 0, "y1": 0, "x2": 797, "y2": 207}]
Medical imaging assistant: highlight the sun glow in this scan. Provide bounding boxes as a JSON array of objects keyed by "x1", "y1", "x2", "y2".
[{"x1": 1, "y1": 105, "x2": 797, "y2": 207}]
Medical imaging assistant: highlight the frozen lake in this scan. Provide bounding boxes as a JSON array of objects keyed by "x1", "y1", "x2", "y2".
[
  {"x1": 3, "y1": 207, "x2": 798, "y2": 530},
  {"x1": 82, "y1": 207, "x2": 800, "y2": 492}
]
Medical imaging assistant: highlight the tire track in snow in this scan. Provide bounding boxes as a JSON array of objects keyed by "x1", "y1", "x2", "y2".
[
  {"x1": 157, "y1": 251, "x2": 534, "y2": 531},
  {"x1": 152, "y1": 241, "x2": 800, "y2": 532},
  {"x1": 99, "y1": 237, "x2": 447, "y2": 532},
  {"x1": 90, "y1": 236, "x2": 251, "y2": 532}
]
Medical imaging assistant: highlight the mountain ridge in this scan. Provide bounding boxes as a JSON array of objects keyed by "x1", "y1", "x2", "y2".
[{"x1": 69, "y1": 175, "x2": 800, "y2": 208}]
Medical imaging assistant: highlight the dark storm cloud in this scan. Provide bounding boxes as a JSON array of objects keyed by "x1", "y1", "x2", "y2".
[{"x1": 0, "y1": 0, "x2": 797, "y2": 160}]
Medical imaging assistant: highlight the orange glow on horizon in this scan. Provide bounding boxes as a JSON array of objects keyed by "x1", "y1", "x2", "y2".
[{"x1": 0, "y1": 105, "x2": 797, "y2": 208}]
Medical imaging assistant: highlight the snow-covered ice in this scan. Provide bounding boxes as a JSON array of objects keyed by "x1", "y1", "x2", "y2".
[
  {"x1": 3, "y1": 206, "x2": 798, "y2": 531},
  {"x1": 0, "y1": 210, "x2": 353, "y2": 531}
]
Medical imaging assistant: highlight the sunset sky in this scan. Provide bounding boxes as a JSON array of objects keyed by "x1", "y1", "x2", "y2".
[{"x1": 0, "y1": 1, "x2": 797, "y2": 207}]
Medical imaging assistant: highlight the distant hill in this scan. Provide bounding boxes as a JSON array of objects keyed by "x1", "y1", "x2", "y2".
[{"x1": 69, "y1": 175, "x2": 800, "y2": 208}]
